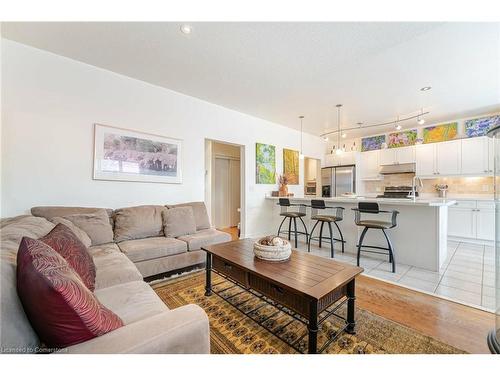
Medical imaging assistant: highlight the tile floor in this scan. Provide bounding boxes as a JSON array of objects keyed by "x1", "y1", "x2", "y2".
[{"x1": 299, "y1": 239, "x2": 496, "y2": 312}]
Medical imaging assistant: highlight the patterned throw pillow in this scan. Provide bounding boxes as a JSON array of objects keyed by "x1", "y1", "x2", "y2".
[
  {"x1": 41, "y1": 223, "x2": 96, "y2": 291},
  {"x1": 16, "y1": 237, "x2": 123, "y2": 348}
]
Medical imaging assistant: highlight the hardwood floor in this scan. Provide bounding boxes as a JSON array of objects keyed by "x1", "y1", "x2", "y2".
[
  {"x1": 218, "y1": 226, "x2": 239, "y2": 240},
  {"x1": 356, "y1": 274, "x2": 494, "y2": 353}
]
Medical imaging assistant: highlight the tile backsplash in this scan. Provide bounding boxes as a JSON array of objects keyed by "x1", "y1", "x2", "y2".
[{"x1": 362, "y1": 174, "x2": 494, "y2": 195}]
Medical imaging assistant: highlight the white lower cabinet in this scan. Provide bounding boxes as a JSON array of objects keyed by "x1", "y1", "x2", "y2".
[{"x1": 448, "y1": 200, "x2": 495, "y2": 242}]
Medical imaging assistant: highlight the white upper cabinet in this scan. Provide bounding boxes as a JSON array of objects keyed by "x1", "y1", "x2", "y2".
[
  {"x1": 416, "y1": 143, "x2": 436, "y2": 177},
  {"x1": 436, "y1": 140, "x2": 461, "y2": 175},
  {"x1": 416, "y1": 140, "x2": 461, "y2": 177},
  {"x1": 396, "y1": 146, "x2": 416, "y2": 164},
  {"x1": 324, "y1": 151, "x2": 356, "y2": 167},
  {"x1": 379, "y1": 146, "x2": 415, "y2": 165},
  {"x1": 379, "y1": 149, "x2": 397, "y2": 166},
  {"x1": 461, "y1": 137, "x2": 489, "y2": 175},
  {"x1": 357, "y1": 150, "x2": 380, "y2": 180},
  {"x1": 488, "y1": 137, "x2": 494, "y2": 174}
]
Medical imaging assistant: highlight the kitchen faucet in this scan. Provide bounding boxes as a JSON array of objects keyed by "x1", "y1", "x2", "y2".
[{"x1": 408, "y1": 176, "x2": 423, "y2": 201}]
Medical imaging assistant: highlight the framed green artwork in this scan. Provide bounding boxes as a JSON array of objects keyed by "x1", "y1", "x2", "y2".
[
  {"x1": 283, "y1": 148, "x2": 299, "y2": 185},
  {"x1": 256, "y1": 143, "x2": 276, "y2": 184}
]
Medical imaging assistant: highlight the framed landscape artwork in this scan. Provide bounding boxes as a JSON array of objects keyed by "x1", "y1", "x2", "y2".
[
  {"x1": 465, "y1": 115, "x2": 500, "y2": 137},
  {"x1": 388, "y1": 129, "x2": 417, "y2": 148},
  {"x1": 361, "y1": 135, "x2": 386, "y2": 151},
  {"x1": 93, "y1": 124, "x2": 182, "y2": 184},
  {"x1": 283, "y1": 148, "x2": 299, "y2": 184},
  {"x1": 423, "y1": 122, "x2": 458, "y2": 143},
  {"x1": 256, "y1": 143, "x2": 276, "y2": 184}
]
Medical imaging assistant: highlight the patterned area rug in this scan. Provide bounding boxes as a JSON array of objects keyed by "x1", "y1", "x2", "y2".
[{"x1": 153, "y1": 271, "x2": 465, "y2": 354}]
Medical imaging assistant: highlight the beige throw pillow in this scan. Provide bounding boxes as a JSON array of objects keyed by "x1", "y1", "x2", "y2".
[
  {"x1": 49, "y1": 217, "x2": 92, "y2": 248},
  {"x1": 166, "y1": 202, "x2": 211, "y2": 231},
  {"x1": 113, "y1": 205, "x2": 166, "y2": 242},
  {"x1": 61, "y1": 210, "x2": 114, "y2": 246},
  {"x1": 163, "y1": 207, "x2": 197, "y2": 238}
]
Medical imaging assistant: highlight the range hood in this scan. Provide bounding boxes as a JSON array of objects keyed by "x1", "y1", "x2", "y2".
[{"x1": 379, "y1": 163, "x2": 416, "y2": 175}]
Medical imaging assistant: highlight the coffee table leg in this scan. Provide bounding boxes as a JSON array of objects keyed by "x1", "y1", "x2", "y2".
[
  {"x1": 308, "y1": 301, "x2": 318, "y2": 354},
  {"x1": 345, "y1": 279, "x2": 356, "y2": 334},
  {"x1": 204, "y1": 252, "x2": 212, "y2": 296}
]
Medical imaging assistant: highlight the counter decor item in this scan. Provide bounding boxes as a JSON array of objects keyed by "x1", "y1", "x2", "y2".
[
  {"x1": 277, "y1": 174, "x2": 289, "y2": 197},
  {"x1": 435, "y1": 184, "x2": 448, "y2": 198},
  {"x1": 253, "y1": 235, "x2": 292, "y2": 262}
]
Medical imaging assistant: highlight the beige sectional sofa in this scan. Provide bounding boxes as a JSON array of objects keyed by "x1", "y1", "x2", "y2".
[{"x1": 0, "y1": 202, "x2": 232, "y2": 354}]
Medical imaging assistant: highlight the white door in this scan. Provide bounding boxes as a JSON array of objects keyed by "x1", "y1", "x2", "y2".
[
  {"x1": 416, "y1": 143, "x2": 436, "y2": 177},
  {"x1": 476, "y1": 209, "x2": 495, "y2": 241},
  {"x1": 379, "y1": 149, "x2": 396, "y2": 165},
  {"x1": 396, "y1": 146, "x2": 416, "y2": 164},
  {"x1": 229, "y1": 159, "x2": 241, "y2": 227},
  {"x1": 448, "y1": 208, "x2": 476, "y2": 238},
  {"x1": 214, "y1": 158, "x2": 230, "y2": 228},
  {"x1": 461, "y1": 137, "x2": 488, "y2": 175},
  {"x1": 436, "y1": 140, "x2": 461, "y2": 175}
]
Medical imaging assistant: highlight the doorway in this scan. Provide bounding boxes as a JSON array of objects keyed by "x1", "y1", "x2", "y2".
[
  {"x1": 304, "y1": 157, "x2": 321, "y2": 197},
  {"x1": 205, "y1": 140, "x2": 243, "y2": 240}
]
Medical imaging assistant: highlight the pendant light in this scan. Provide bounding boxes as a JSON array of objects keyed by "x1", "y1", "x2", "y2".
[
  {"x1": 335, "y1": 104, "x2": 344, "y2": 155},
  {"x1": 417, "y1": 108, "x2": 426, "y2": 125},
  {"x1": 395, "y1": 115, "x2": 402, "y2": 130},
  {"x1": 299, "y1": 116, "x2": 305, "y2": 160}
]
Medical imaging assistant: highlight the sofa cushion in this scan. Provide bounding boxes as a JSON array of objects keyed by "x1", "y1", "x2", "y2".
[
  {"x1": 113, "y1": 205, "x2": 166, "y2": 242},
  {"x1": 61, "y1": 210, "x2": 114, "y2": 246},
  {"x1": 49, "y1": 217, "x2": 92, "y2": 248},
  {"x1": 163, "y1": 206, "x2": 196, "y2": 238},
  {"x1": 92, "y1": 249, "x2": 143, "y2": 290},
  {"x1": 177, "y1": 229, "x2": 232, "y2": 251},
  {"x1": 16, "y1": 237, "x2": 124, "y2": 348},
  {"x1": 118, "y1": 237, "x2": 187, "y2": 263},
  {"x1": 41, "y1": 224, "x2": 96, "y2": 291},
  {"x1": 95, "y1": 281, "x2": 168, "y2": 325},
  {"x1": 166, "y1": 202, "x2": 210, "y2": 231},
  {"x1": 0, "y1": 215, "x2": 55, "y2": 352}
]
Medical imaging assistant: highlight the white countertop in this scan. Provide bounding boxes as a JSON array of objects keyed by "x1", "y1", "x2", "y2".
[{"x1": 265, "y1": 196, "x2": 456, "y2": 207}]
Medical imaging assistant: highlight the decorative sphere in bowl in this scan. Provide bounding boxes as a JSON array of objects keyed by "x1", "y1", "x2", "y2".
[{"x1": 253, "y1": 236, "x2": 291, "y2": 262}]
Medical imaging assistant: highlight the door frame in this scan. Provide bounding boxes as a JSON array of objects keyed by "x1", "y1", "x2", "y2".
[{"x1": 205, "y1": 139, "x2": 246, "y2": 237}]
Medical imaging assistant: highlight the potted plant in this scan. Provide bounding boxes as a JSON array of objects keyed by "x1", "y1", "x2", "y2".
[{"x1": 277, "y1": 174, "x2": 289, "y2": 197}]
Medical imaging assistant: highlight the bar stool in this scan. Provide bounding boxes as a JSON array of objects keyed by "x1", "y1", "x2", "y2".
[
  {"x1": 352, "y1": 202, "x2": 399, "y2": 273},
  {"x1": 276, "y1": 198, "x2": 309, "y2": 248},
  {"x1": 307, "y1": 199, "x2": 345, "y2": 258}
]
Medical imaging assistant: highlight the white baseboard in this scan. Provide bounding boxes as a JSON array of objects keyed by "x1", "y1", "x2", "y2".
[{"x1": 448, "y1": 236, "x2": 494, "y2": 246}]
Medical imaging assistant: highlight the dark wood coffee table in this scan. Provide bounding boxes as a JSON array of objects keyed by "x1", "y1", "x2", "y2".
[{"x1": 202, "y1": 239, "x2": 363, "y2": 354}]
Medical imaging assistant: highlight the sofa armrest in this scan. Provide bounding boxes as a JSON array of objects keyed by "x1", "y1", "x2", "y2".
[{"x1": 61, "y1": 304, "x2": 209, "y2": 354}]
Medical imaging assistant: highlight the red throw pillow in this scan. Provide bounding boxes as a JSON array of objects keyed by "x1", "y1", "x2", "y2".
[
  {"x1": 41, "y1": 223, "x2": 96, "y2": 291},
  {"x1": 16, "y1": 237, "x2": 124, "y2": 348}
]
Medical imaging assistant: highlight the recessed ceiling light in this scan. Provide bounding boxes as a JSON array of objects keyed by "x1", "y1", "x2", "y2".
[
  {"x1": 420, "y1": 86, "x2": 432, "y2": 91},
  {"x1": 180, "y1": 24, "x2": 192, "y2": 34},
  {"x1": 356, "y1": 122, "x2": 363, "y2": 126}
]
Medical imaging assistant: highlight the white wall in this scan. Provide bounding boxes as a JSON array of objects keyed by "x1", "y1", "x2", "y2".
[{"x1": 1, "y1": 40, "x2": 325, "y2": 237}]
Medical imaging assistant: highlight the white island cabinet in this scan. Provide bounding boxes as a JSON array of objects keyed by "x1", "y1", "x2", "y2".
[{"x1": 266, "y1": 196, "x2": 455, "y2": 272}]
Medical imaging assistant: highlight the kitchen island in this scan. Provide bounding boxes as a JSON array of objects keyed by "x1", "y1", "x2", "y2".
[{"x1": 266, "y1": 196, "x2": 456, "y2": 272}]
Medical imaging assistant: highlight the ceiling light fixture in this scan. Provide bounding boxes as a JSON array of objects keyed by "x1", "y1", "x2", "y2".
[
  {"x1": 420, "y1": 86, "x2": 432, "y2": 91},
  {"x1": 395, "y1": 116, "x2": 402, "y2": 131},
  {"x1": 323, "y1": 136, "x2": 329, "y2": 142},
  {"x1": 342, "y1": 133, "x2": 347, "y2": 138},
  {"x1": 299, "y1": 116, "x2": 305, "y2": 160},
  {"x1": 335, "y1": 104, "x2": 344, "y2": 155},
  {"x1": 180, "y1": 24, "x2": 192, "y2": 34},
  {"x1": 416, "y1": 108, "x2": 426, "y2": 125}
]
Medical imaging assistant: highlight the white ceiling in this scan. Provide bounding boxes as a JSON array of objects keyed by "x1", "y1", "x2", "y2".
[{"x1": 2, "y1": 22, "x2": 499, "y2": 137}]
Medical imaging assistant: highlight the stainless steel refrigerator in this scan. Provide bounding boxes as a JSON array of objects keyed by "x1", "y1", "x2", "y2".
[{"x1": 321, "y1": 165, "x2": 356, "y2": 197}]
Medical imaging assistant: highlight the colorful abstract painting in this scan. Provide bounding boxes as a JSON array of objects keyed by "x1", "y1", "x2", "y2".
[
  {"x1": 256, "y1": 143, "x2": 276, "y2": 184},
  {"x1": 361, "y1": 135, "x2": 386, "y2": 152},
  {"x1": 283, "y1": 148, "x2": 299, "y2": 185},
  {"x1": 465, "y1": 115, "x2": 500, "y2": 138},
  {"x1": 423, "y1": 122, "x2": 458, "y2": 144},
  {"x1": 388, "y1": 129, "x2": 417, "y2": 148}
]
